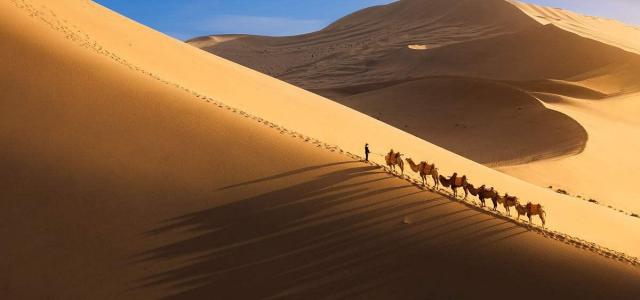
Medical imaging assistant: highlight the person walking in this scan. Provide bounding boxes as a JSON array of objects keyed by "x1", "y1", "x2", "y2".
[{"x1": 365, "y1": 143, "x2": 371, "y2": 161}]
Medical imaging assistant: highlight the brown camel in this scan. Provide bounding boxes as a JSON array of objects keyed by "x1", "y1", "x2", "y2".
[
  {"x1": 498, "y1": 193, "x2": 518, "y2": 216},
  {"x1": 405, "y1": 158, "x2": 439, "y2": 188},
  {"x1": 385, "y1": 150, "x2": 404, "y2": 175},
  {"x1": 438, "y1": 172, "x2": 469, "y2": 199},
  {"x1": 467, "y1": 184, "x2": 500, "y2": 210},
  {"x1": 516, "y1": 202, "x2": 547, "y2": 227}
]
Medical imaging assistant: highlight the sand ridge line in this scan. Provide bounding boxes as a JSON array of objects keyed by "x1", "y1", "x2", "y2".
[{"x1": 11, "y1": 0, "x2": 639, "y2": 268}]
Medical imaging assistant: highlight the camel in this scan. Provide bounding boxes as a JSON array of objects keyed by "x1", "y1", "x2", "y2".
[
  {"x1": 516, "y1": 202, "x2": 547, "y2": 227},
  {"x1": 467, "y1": 184, "x2": 500, "y2": 210},
  {"x1": 385, "y1": 150, "x2": 404, "y2": 175},
  {"x1": 405, "y1": 158, "x2": 439, "y2": 189},
  {"x1": 498, "y1": 193, "x2": 518, "y2": 216},
  {"x1": 438, "y1": 172, "x2": 469, "y2": 199}
]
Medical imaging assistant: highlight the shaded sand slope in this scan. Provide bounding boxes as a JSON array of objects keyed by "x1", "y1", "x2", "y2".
[
  {"x1": 2, "y1": 1, "x2": 640, "y2": 298},
  {"x1": 383, "y1": 24, "x2": 640, "y2": 90},
  {"x1": 192, "y1": 0, "x2": 640, "y2": 95},
  {"x1": 2, "y1": 11, "x2": 640, "y2": 298},
  {"x1": 340, "y1": 76, "x2": 587, "y2": 165},
  {"x1": 192, "y1": 0, "x2": 540, "y2": 88}
]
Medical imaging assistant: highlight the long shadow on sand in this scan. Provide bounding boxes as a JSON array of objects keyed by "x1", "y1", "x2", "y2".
[{"x1": 132, "y1": 163, "x2": 527, "y2": 299}]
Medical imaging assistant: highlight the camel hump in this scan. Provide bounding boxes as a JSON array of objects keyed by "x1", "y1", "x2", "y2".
[{"x1": 527, "y1": 203, "x2": 542, "y2": 214}]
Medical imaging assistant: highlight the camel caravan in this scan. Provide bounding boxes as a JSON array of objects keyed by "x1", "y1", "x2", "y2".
[{"x1": 384, "y1": 149, "x2": 547, "y2": 227}]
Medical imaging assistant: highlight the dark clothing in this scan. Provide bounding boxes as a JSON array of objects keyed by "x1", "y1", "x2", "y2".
[{"x1": 365, "y1": 145, "x2": 370, "y2": 161}]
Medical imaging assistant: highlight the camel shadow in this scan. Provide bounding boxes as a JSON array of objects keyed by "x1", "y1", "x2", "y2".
[
  {"x1": 131, "y1": 163, "x2": 528, "y2": 299},
  {"x1": 218, "y1": 161, "x2": 357, "y2": 190}
]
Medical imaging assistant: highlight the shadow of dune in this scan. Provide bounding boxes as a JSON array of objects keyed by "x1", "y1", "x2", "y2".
[{"x1": 133, "y1": 165, "x2": 640, "y2": 299}]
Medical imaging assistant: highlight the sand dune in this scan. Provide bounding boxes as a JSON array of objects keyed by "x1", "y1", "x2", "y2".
[
  {"x1": 193, "y1": 0, "x2": 640, "y2": 95},
  {"x1": 192, "y1": 0, "x2": 640, "y2": 214},
  {"x1": 340, "y1": 76, "x2": 588, "y2": 165},
  {"x1": 500, "y1": 92, "x2": 640, "y2": 213},
  {"x1": 2, "y1": 0, "x2": 640, "y2": 298},
  {"x1": 191, "y1": 0, "x2": 539, "y2": 87}
]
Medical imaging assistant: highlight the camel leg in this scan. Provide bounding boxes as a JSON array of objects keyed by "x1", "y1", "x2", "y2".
[
  {"x1": 540, "y1": 212, "x2": 546, "y2": 228},
  {"x1": 528, "y1": 214, "x2": 533, "y2": 225},
  {"x1": 432, "y1": 175, "x2": 439, "y2": 190}
]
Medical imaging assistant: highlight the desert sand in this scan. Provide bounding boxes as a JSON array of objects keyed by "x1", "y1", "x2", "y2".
[
  {"x1": 193, "y1": 0, "x2": 640, "y2": 215},
  {"x1": 2, "y1": 0, "x2": 640, "y2": 299}
]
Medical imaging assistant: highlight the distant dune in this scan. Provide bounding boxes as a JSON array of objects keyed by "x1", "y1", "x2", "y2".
[
  {"x1": 2, "y1": 0, "x2": 640, "y2": 298},
  {"x1": 191, "y1": 0, "x2": 640, "y2": 213}
]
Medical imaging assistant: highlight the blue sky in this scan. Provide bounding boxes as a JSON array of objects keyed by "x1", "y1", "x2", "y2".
[{"x1": 95, "y1": 0, "x2": 640, "y2": 41}]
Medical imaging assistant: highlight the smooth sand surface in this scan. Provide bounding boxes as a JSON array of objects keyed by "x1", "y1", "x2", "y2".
[
  {"x1": 192, "y1": 0, "x2": 640, "y2": 215},
  {"x1": 2, "y1": 0, "x2": 640, "y2": 298},
  {"x1": 499, "y1": 92, "x2": 640, "y2": 213},
  {"x1": 340, "y1": 76, "x2": 588, "y2": 165}
]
